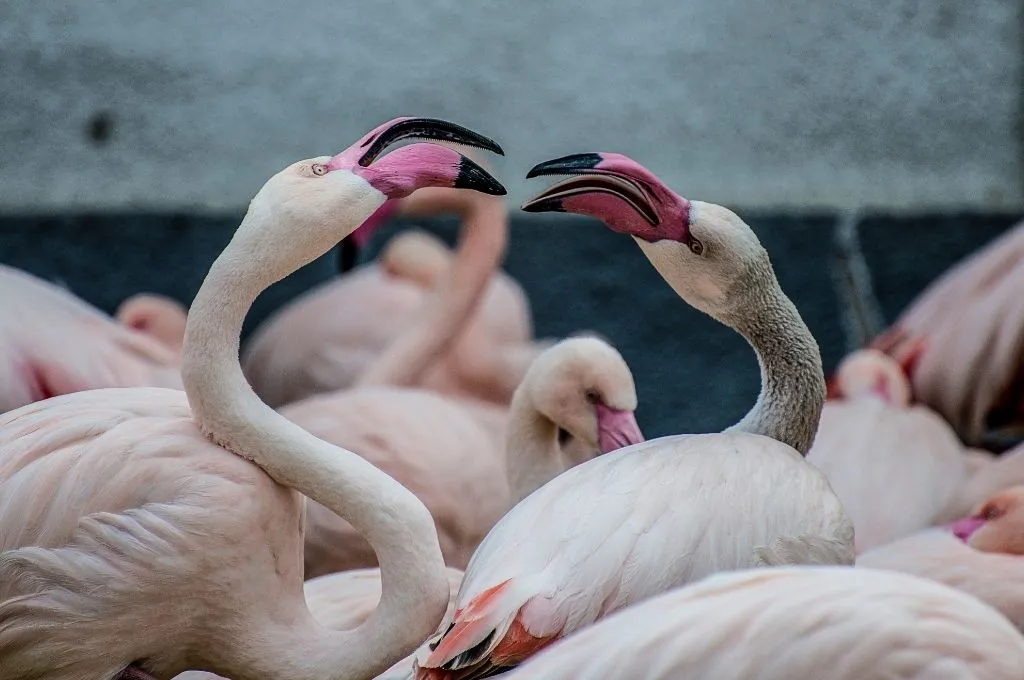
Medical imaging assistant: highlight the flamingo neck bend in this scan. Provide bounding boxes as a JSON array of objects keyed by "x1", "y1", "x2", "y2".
[
  {"x1": 180, "y1": 196, "x2": 449, "y2": 679},
  {"x1": 724, "y1": 270, "x2": 825, "y2": 456}
]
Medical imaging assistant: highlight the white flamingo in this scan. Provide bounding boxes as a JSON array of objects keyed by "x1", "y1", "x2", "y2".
[
  {"x1": 495, "y1": 567, "x2": 1024, "y2": 679},
  {"x1": 0, "y1": 117, "x2": 506, "y2": 680},
  {"x1": 413, "y1": 152, "x2": 853, "y2": 679}
]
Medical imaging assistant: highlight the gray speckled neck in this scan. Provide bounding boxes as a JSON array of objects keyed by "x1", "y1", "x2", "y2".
[{"x1": 723, "y1": 266, "x2": 825, "y2": 456}]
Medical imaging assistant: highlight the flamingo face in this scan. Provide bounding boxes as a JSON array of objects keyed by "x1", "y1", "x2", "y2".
[
  {"x1": 950, "y1": 486, "x2": 1024, "y2": 554},
  {"x1": 522, "y1": 152, "x2": 691, "y2": 245}
]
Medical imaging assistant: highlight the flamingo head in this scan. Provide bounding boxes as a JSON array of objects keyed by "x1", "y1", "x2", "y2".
[
  {"x1": 949, "y1": 485, "x2": 1024, "y2": 554},
  {"x1": 523, "y1": 335, "x2": 645, "y2": 462},
  {"x1": 522, "y1": 152, "x2": 769, "y2": 322},
  {"x1": 830, "y1": 349, "x2": 911, "y2": 407},
  {"x1": 242, "y1": 118, "x2": 504, "y2": 274}
]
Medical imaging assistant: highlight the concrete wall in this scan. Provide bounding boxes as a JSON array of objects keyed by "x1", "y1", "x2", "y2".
[{"x1": 2, "y1": 0, "x2": 1021, "y2": 212}]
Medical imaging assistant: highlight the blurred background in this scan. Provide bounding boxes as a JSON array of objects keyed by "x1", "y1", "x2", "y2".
[{"x1": 1, "y1": 1, "x2": 1021, "y2": 437}]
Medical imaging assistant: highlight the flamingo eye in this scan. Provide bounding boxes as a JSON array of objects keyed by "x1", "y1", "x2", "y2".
[
  {"x1": 585, "y1": 390, "x2": 600, "y2": 405},
  {"x1": 982, "y1": 506, "x2": 1002, "y2": 521},
  {"x1": 311, "y1": 163, "x2": 327, "y2": 176},
  {"x1": 688, "y1": 236, "x2": 704, "y2": 255}
]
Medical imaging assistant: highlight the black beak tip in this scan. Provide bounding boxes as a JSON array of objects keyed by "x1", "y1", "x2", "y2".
[
  {"x1": 455, "y1": 156, "x2": 507, "y2": 196},
  {"x1": 526, "y1": 152, "x2": 603, "y2": 179}
]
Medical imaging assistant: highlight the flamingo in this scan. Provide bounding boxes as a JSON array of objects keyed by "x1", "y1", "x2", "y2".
[
  {"x1": 242, "y1": 181, "x2": 545, "y2": 409},
  {"x1": 295, "y1": 335, "x2": 645, "y2": 577},
  {"x1": 860, "y1": 484, "x2": 1024, "y2": 632},
  {"x1": 808, "y1": 348, "x2": 968, "y2": 552},
  {"x1": 492, "y1": 567, "x2": 1024, "y2": 679},
  {"x1": 0, "y1": 266, "x2": 183, "y2": 414},
  {"x1": 413, "y1": 152, "x2": 854, "y2": 679},
  {"x1": 867, "y1": 220, "x2": 1024, "y2": 448},
  {"x1": 173, "y1": 567, "x2": 467, "y2": 680},
  {"x1": 0, "y1": 116, "x2": 506, "y2": 680}
]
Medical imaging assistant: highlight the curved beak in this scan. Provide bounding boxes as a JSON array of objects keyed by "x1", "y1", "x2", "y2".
[
  {"x1": 521, "y1": 152, "x2": 659, "y2": 226},
  {"x1": 357, "y1": 117, "x2": 504, "y2": 167},
  {"x1": 595, "y1": 402, "x2": 645, "y2": 453}
]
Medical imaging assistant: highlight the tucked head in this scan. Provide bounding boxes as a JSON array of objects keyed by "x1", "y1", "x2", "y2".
[
  {"x1": 949, "y1": 485, "x2": 1024, "y2": 554},
  {"x1": 522, "y1": 152, "x2": 769, "y2": 320},
  {"x1": 239, "y1": 117, "x2": 505, "y2": 282},
  {"x1": 518, "y1": 335, "x2": 644, "y2": 459},
  {"x1": 831, "y1": 349, "x2": 911, "y2": 407}
]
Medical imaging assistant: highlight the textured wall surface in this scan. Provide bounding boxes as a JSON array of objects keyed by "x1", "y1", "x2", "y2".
[{"x1": 2, "y1": 1, "x2": 1021, "y2": 211}]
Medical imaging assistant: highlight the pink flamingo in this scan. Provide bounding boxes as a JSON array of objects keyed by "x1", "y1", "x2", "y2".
[
  {"x1": 0, "y1": 266, "x2": 183, "y2": 414},
  {"x1": 294, "y1": 335, "x2": 644, "y2": 577},
  {"x1": 808, "y1": 348, "x2": 968, "y2": 552},
  {"x1": 860, "y1": 484, "x2": 1024, "y2": 632},
  {"x1": 242, "y1": 179, "x2": 545, "y2": 410},
  {"x1": 492, "y1": 566, "x2": 1024, "y2": 679},
  {"x1": 866, "y1": 220, "x2": 1024, "y2": 447},
  {"x1": 0, "y1": 117, "x2": 506, "y2": 680},
  {"x1": 413, "y1": 152, "x2": 853, "y2": 679}
]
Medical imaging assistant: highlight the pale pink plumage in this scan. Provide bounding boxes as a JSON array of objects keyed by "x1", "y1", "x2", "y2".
[
  {"x1": 0, "y1": 116, "x2": 507, "y2": 680},
  {"x1": 808, "y1": 349, "x2": 968, "y2": 552},
  {"x1": 413, "y1": 155, "x2": 854, "y2": 679},
  {"x1": 0, "y1": 266, "x2": 182, "y2": 414},
  {"x1": 938, "y1": 441, "x2": 1024, "y2": 522},
  {"x1": 293, "y1": 336, "x2": 644, "y2": 577},
  {"x1": 496, "y1": 567, "x2": 1024, "y2": 679},
  {"x1": 173, "y1": 567, "x2": 467, "y2": 680},
  {"x1": 869, "y1": 220, "x2": 1024, "y2": 446}
]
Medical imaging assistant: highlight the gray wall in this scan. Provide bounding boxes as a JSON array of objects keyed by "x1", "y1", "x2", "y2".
[{"x1": 2, "y1": 1, "x2": 1021, "y2": 212}]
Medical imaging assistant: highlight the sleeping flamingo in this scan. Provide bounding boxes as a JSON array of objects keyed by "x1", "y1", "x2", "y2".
[
  {"x1": 0, "y1": 266, "x2": 183, "y2": 414},
  {"x1": 242, "y1": 181, "x2": 544, "y2": 409},
  {"x1": 808, "y1": 348, "x2": 968, "y2": 552},
  {"x1": 0, "y1": 116, "x2": 506, "y2": 680},
  {"x1": 867, "y1": 220, "x2": 1024, "y2": 448},
  {"x1": 860, "y1": 484, "x2": 1024, "y2": 631},
  {"x1": 295, "y1": 335, "x2": 645, "y2": 577},
  {"x1": 173, "y1": 567, "x2": 467, "y2": 680},
  {"x1": 493, "y1": 566, "x2": 1024, "y2": 679},
  {"x1": 413, "y1": 152, "x2": 853, "y2": 679}
]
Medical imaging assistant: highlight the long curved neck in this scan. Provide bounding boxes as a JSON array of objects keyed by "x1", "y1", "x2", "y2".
[
  {"x1": 723, "y1": 275, "x2": 825, "y2": 456},
  {"x1": 181, "y1": 213, "x2": 448, "y2": 680},
  {"x1": 356, "y1": 197, "x2": 508, "y2": 388},
  {"x1": 504, "y1": 389, "x2": 566, "y2": 504}
]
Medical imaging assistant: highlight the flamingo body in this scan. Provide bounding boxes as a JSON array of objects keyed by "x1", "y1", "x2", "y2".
[{"x1": 498, "y1": 567, "x2": 1024, "y2": 680}]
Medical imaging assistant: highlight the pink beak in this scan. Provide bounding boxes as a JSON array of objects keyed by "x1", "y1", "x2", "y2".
[
  {"x1": 949, "y1": 516, "x2": 986, "y2": 542},
  {"x1": 595, "y1": 402, "x2": 645, "y2": 453}
]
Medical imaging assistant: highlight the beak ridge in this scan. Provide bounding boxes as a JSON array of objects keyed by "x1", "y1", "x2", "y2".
[{"x1": 359, "y1": 118, "x2": 504, "y2": 167}]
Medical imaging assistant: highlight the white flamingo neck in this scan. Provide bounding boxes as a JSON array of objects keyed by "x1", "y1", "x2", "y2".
[
  {"x1": 724, "y1": 279, "x2": 825, "y2": 455},
  {"x1": 180, "y1": 208, "x2": 448, "y2": 679},
  {"x1": 357, "y1": 200, "x2": 508, "y2": 389},
  {"x1": 505, "y1": 389, "x2": 567, "y2": 504}
]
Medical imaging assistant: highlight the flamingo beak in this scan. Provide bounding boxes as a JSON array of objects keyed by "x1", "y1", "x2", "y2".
[
  {"x1": 595, "y1": 402, "x2": 645, "y2": 453},
  {"x1": 356, "y1": 117, "x2": 505, "y2": 168},
  {"x1": 521, "y1": 152, "x2": 660, "y2": 226},
  {"x1": 949, "y1": 516, "x2": 986, "y2": 542}
]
